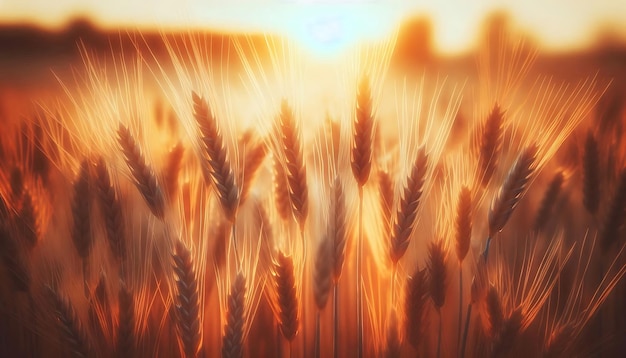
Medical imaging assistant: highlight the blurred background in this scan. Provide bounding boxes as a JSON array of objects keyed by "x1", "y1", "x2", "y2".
[{"x1": 1, "y1": 0, "x2": 626, "y2": 109}]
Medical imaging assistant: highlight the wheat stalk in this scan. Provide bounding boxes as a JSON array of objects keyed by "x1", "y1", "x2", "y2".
[
  {"x1": 455, "y1": 186, "x2": 472, "y2": 351},
  {"x1": 405, "y1": 266, "x2": 428, "y2": 351},
  {"x1": 328, "y1": 176, "x2": 347, "y2": 358},
  {"x1": 384, "y1": 308, "x2": 401, "y2": 358},
  {"x1": 273, "y1": 251, "x2": 299, "y2": 342},
  {"x1": 479, "y1": 104, "x2": 505, "y2": 186},
  {"x1": 352, "y1": 75, "x2": 374, "y2": 187},
  {"x1": 47, "y1": 287, "x2": 92, "y2": 358},
  {"x1": 9, "y1": 166, "x2": 24, "y2": 201},
  {"x1": 117, "y1": 281, "x2": 135, "y2": 358},
  {"x1": 88, "y1": 272, "x2": 112, "y2": 352},
  {"x1": 583, "y1": 131, "x2": 601, "y2": 215},
  {"x1": 273, "y1": 153, "x2": 293, "y2": 221},
  {"x1": 192, "y1": 92, "x2": 239, "y2": 221},
  {"x1": 0, "y1": 221, "x2": 31, "y2": 292},
  {"x1": 95, "y1": 156, "x2": 126, "y2": 264},
  {"x1": 352, "y1": 75, "x2": 375, "y2": 358},
  {"x1": 71, "y1": 159, "x2": 92, "y2": 295},
  {"x1": 277, "y1": 99, "x2": 308, "y2": 229},
  {"x1": 600, "y1": 167, "x2": 626, "y2": 252},
  {"x1": 490, "y1": 309, "x2": 523, "y2": 358},
  {"x1": 533, "y1": 171, "x2": 564, "y2": 232},
  {"x1": 163, "y1": 142, "x2": 185, "y2": 201},
  {"x1": 172, "y1": 240, "x2": 202, "y2": 358},
  {"x1": 485, "y1": 144, "x2": 538, "y2": 259},
  {"x1": 542, "y1": 324, "x2": 575, "y2": 358},
  {"x1": 71, "y1": 159, "x2": 92, "y2": 260},
  {"x1": 485, "y1": 285, "x2": 504, "y2": 337},
  {"x1": 313, "y1": 236, "x2": 332, "y2": 311},
  {"x1": 378, "y1": 170, "x2": 394, "y2": 237},
  {"x1": 390, "y1": 147, "x2": 429, "y2": 264},
  {"x1": 427, "y1": 239, "x2": 448, "y2": 358},
  {"x1": 239, "y1": 139, "x2": 267, "y2": 206},
  {"x1": 222, "y1": 273, "x2": 246, "y2": 358},
  {"x1": 117, "y1": 123, "x2": 166, "y2": 220},
  {"x1": 16, "y1": 190, "x2": 38, "y2": 249}
]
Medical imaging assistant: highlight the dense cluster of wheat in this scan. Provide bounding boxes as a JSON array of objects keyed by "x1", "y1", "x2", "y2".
[{"x1": 1, "y1": 31, "x2": 626, "y2": 358}]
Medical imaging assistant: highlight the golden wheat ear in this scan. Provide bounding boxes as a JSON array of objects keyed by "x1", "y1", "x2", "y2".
[
  {"x1": 313, "y1": 236, "x2": 332, "y2": 310},
  {"x1": 172, "y1": 240, "x2": 201, "y2": 358},
  {"x1": 600, "y1": 167, "x2": 626, "y2": 252},
  {"x1": 390, "y1": 147, "x2": 429, "y2": 264},
  {"x1": 273, "y1": 251, "x2": 299, "y2": 342},
  {"x1": 533, "y1": 171, "x2": 564, "y2": 232},
  {"x1": 191, "y1": 91, "x2": 239, "y2": 222},
  {"x1": 117, "y1": 123, "x2": 166, "y2": 220},
  {"x1": 484, "y1": 144, "x2": 538, "y2": 260},
  {"x1": 46, "y1": 286, "x2": 93, "y2": 358},
  {"x1": 405, "y1": 267, "x2": 429, "y2": 351},
  {"x1": 582, "y1": 130, "x2": 601, "y2": 215},
  {"x1": 352, "y1": 75, "x2": 374, "y2": 187},
  {"x1": 117, "y1": 281, "x2": 136, "y2": 358},
  {"x1": 479, "y1": 103, "x2": 505, "y2": 186},
  {"x1": 455, "y1": 186, "x2": 472, "y2": 263},
  {"x1": 221, "y1": 273, "x2": 246, "y2": 358},
  {"x1": 490, "y1": 309, "x2": 524, "y2": 358},
  {"x1": 94, "y1": 156, "x2": 126, "y2": 263},
  {"x1": 277, "y1": 99, "x2": 308, "y2": 229}
]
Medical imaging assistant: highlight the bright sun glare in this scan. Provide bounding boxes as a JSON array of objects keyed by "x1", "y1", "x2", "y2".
[{"x1": 1, "y1": 0, "x2": 626, "y2": 55}]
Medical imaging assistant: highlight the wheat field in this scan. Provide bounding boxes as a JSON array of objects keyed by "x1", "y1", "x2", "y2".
[{"x1": 1, "y1": 20, "x2": 626, "y2": 358}]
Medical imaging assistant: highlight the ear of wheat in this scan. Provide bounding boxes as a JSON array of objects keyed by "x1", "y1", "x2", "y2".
[
  {"x1": 222, "y1": 273, "x2": 246, "y2": 358},
  {"x1": 583, "y1": 131, "x2": 601, "y2": 215},
  {"x1": 278, "y1": 99, "x2": 308, "y2": 229},
  {"x1": 485, "y1": 285, "x2": 504, "y2": 337},
  {"x1": 479, "y1": 104, "x2": 505, "y2": 186},
  {"x1": 192, "y1": 92, "x2": 239, "y2": 222},
  {"x1": 378, "y1": 170, "x2": 394, "y2": 236},
  {"x1": 390, "y1": 148, "x2": 429, "y2": 264},
  {"x1": 600, "y1": 167, "x2": 626, "y2": 252},
  {"x1": 427, "y1": 240, "x2": 448, "y2": 310},
  {"x1": 273, "y1": 153, "x2": 293, "y2": 221},
  {"x1": 490, "y1": 309, "x2": 523, "y2": 358},
  {"x1": 117, "y1": 124, "x2": 166, "y2": 220},
  {"x1": 163, "y1": 142, "x2": 185, "y2": 200},
  {"x1": 239, "y1": 139, "x2": 267, "y2": 206},
  {"x1": 273, "y1": 251, "x2": 299, "y2": 342},
  {"x1": 455, "y1": 186, "x2": 472, "y2": 263},
  {"x1": 16, "y1": 190, "x2": 38, "y2": 249},
  {"x1": 405, "y1": 266, "x2": 429, "y2": 350},
  {"x1": 352, "y1": 75, "x2": 374, "y2": 187},
  {"x1": 117, "y1": 281, "x2": 135, "y2": 358},
  {"x1": 533, "y1": 171, "x2": 564, "y2": 232},
  {"x1": 47, "y1": 287, "x2": 92, "y2": 358},
  {"x1": 488, "y1": 144, "x2": 538, "y2": 240},
  {"x1": 330, "y1": 177, "x2": 347, "y2": 282},
  {"x1": 71, "y1": 159, "x2": 92, "y2": 259},
  {"x1": 0, "y1": 221, "x2": 31, "y2": 292},
  {"x1": 313, "y1": 235, "x2": 333, "y2": 310},
  {"x1": 95, "y1": 156, "x2": 126, "y2": 263},
  {"x1": 172, "y1": 240, "x2": 202, "y2": 358}
]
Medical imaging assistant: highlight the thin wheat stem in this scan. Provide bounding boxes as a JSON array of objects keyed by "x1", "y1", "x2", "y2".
[
  {"x1": 357, "y1": 186, "x2": 364, "y2": 358},
  {"x1": 231, "y1": 221, "x2": 241, "y2": 271},
  {"x1": 457, "y1": 265, "x2": 463, "y2": 355},
  {"x1": 300, "y1": 227, "x2": 307, "y2": 358},
  {"x1": 333, "y1": 284, "x2": 339, "y2": 358},
  {"x1": 391, "y1": 263, "x2": 398, "y2": 304},
  {"x1": 460, "y1": 303, "x2": 472, "y2": 358},
  {"x1": 314, "y1": 310, "x2": 321, "y2": 358},
  {"x1": 437, "y1": 308, "x2": 442, "y2": 358}
]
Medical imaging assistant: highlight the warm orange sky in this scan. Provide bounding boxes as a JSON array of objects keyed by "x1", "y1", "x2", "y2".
[{"x1": 1, "y1": 0, "x2": 625, "y2": 54}]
